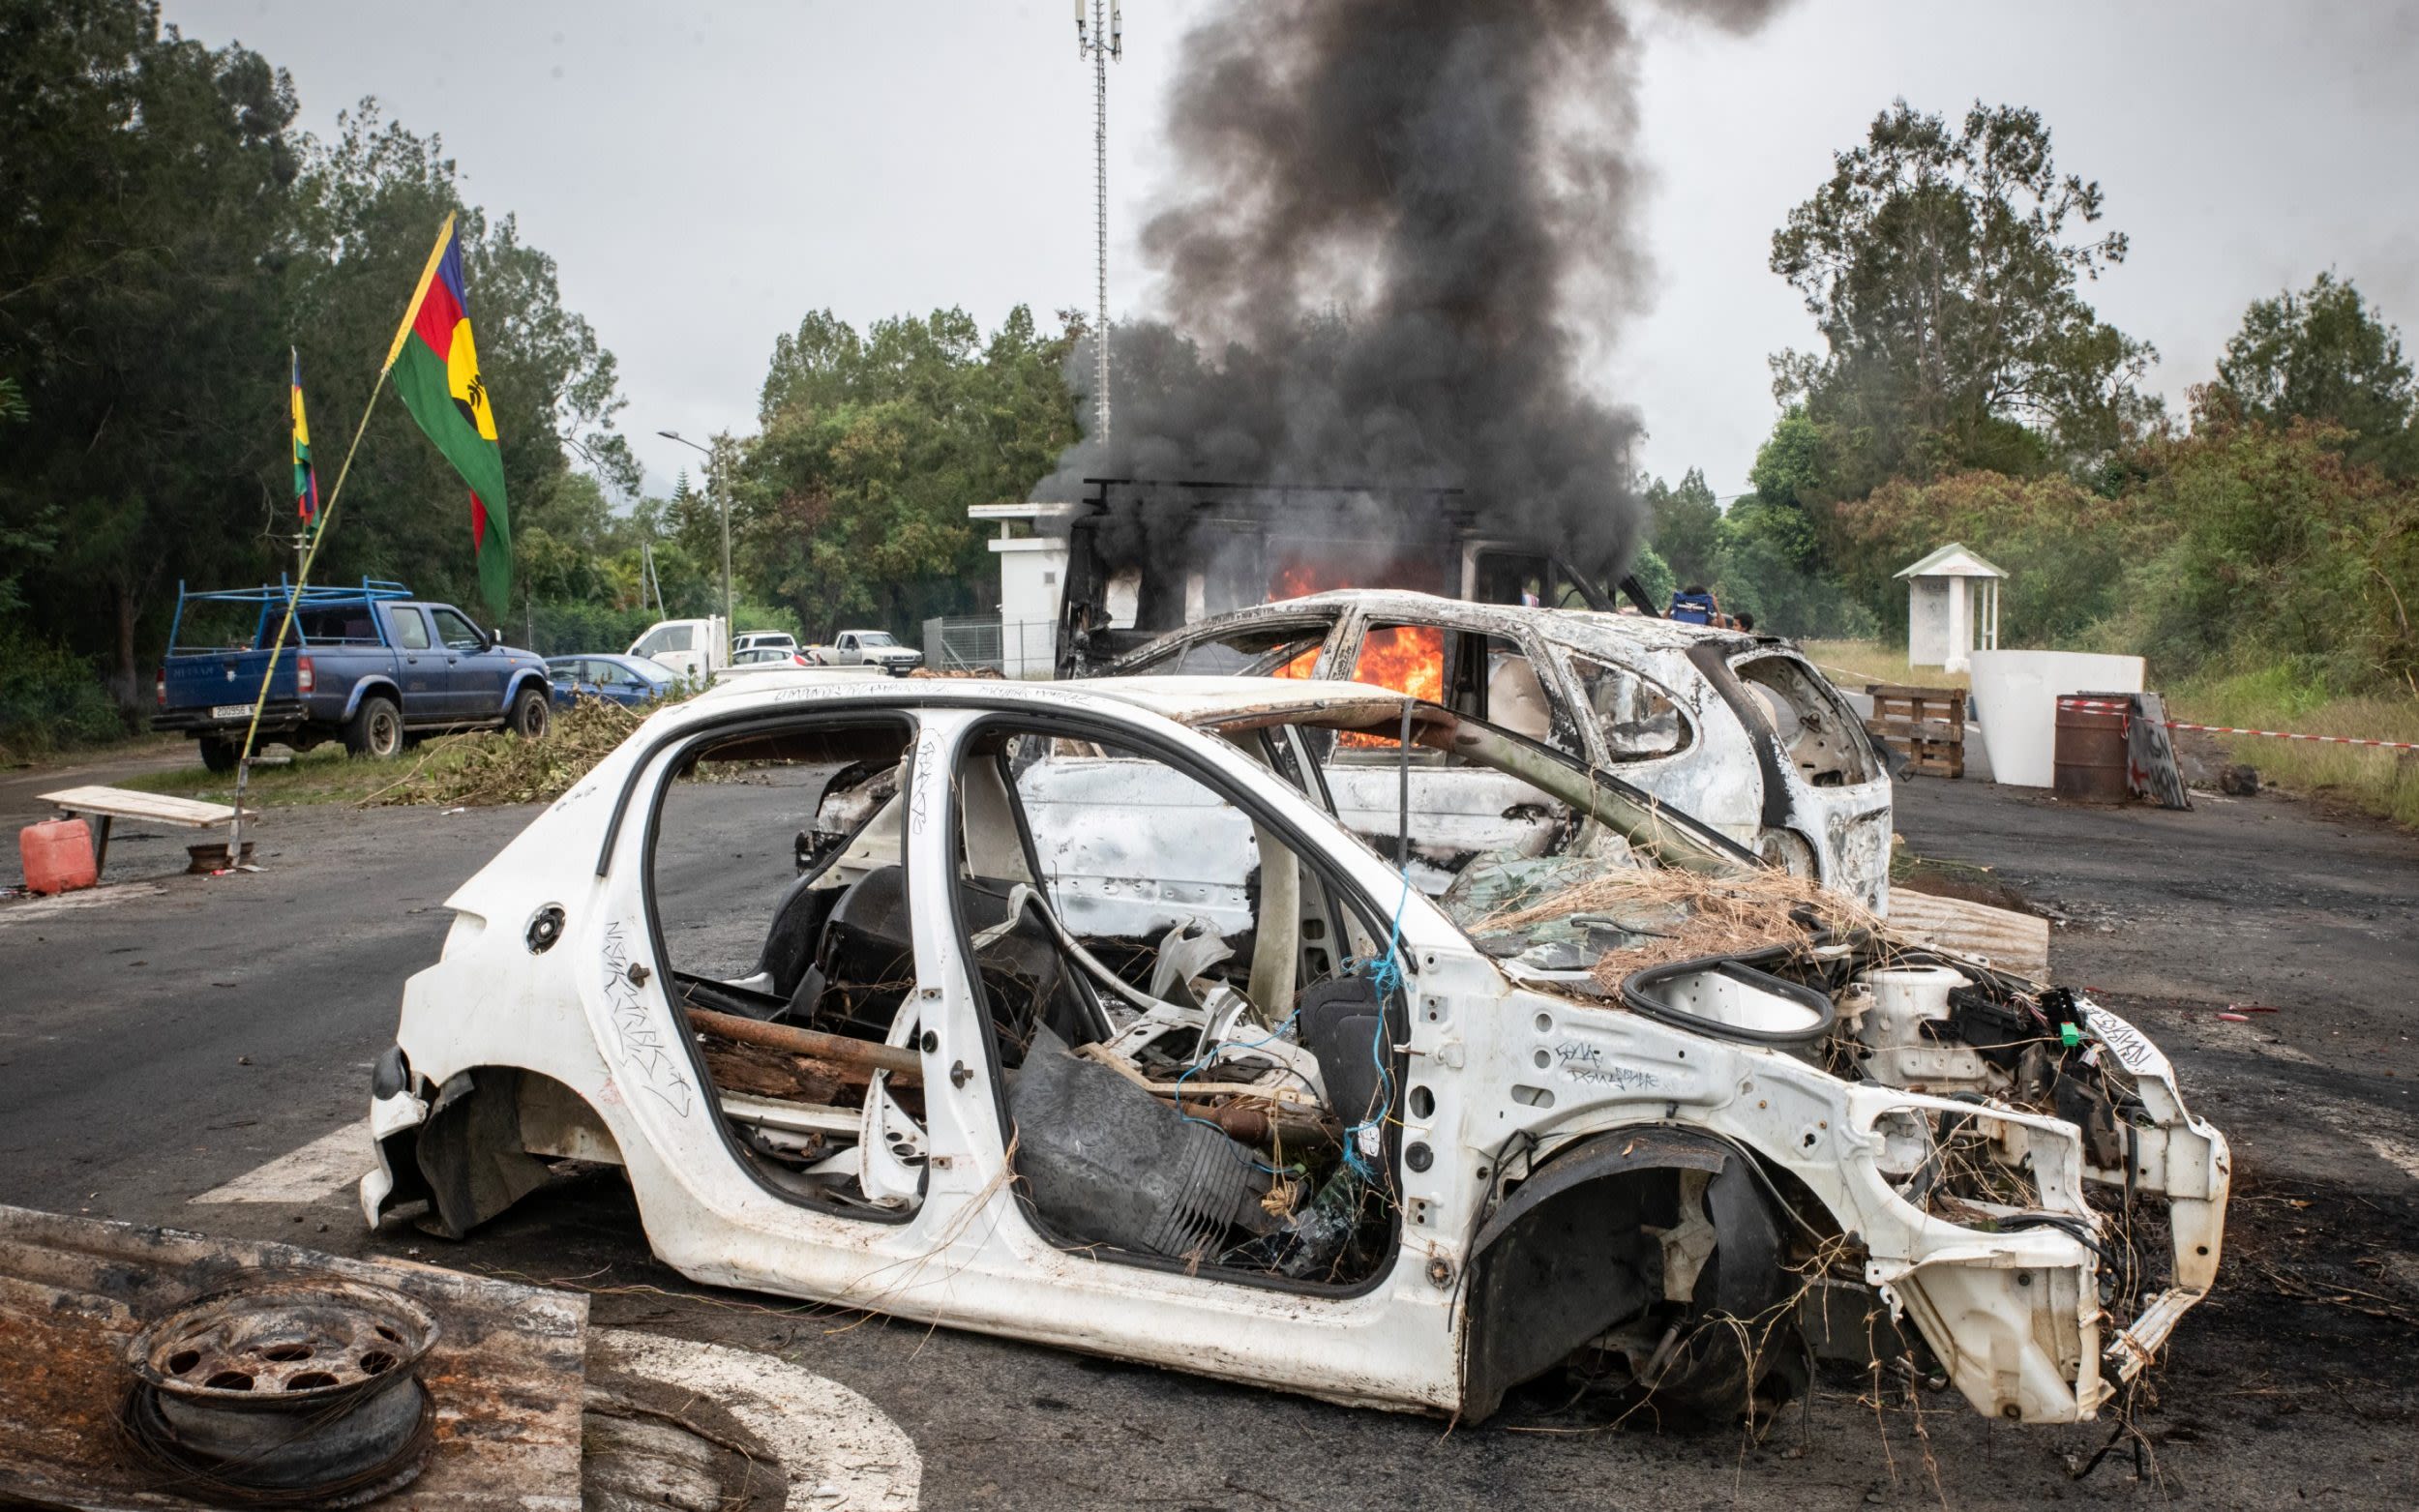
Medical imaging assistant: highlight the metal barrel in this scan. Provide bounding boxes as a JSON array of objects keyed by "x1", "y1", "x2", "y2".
[{"x1": 2053, "y1": 695, "x2": 2133, "y2": 803}]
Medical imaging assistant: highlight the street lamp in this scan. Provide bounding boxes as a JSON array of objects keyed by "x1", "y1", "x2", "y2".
[{"x1": 658, "y1": 430, "x2": 732, "y2": 638}]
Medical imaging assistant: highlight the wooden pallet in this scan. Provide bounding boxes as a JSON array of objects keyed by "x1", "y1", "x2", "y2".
[{"x1": 1866, "y1": 684, "x2": 1967, "y2": 778}]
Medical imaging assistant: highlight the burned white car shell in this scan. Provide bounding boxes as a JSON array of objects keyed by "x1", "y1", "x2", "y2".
[
  {"x1": 363, "y1": 670, "x2": 2225, "y2": 1427},
  {"x1": 1104, "y1": 590, "x2": 1895, "y2": 909}
]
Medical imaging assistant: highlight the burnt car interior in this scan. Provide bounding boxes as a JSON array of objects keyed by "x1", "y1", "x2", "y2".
[
  {"x1": 1731, "y1": 653, "x2": 1881, "y2": 788},
  {"x1": 964, "y1": 720, "x2": 1415, "y2": 1288},
  {"x1": 644, "y1": 708, "x2": 1420, "y2": 1286},
  {"x1": 647, "y1": 719, "x2": 944, "y2": 1215}
]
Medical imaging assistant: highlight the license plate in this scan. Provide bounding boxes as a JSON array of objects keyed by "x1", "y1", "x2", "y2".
[{"x1": 211, "y1": 703, "x2": 254, "y2": 721}]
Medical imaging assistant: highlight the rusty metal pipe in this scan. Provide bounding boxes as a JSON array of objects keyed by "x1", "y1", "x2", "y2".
[{"x1": 684, "y1": 1006, "x2": 923, "y2": 1082}]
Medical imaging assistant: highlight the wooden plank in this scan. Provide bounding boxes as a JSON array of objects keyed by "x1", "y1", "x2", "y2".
[
  {"x1": 39, "y1": 785, "x2": 248, "y2": 828},
  {"x1": 1868, "y1": 717, "x2": 1966, "y2": 740},
  {"x1": 1886, "y1": 889, "x2": 2049, "y2": 981}
]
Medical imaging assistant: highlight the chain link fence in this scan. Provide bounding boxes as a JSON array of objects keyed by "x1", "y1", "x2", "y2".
[{"x1": 922, "y1": 616, "x2": 1058, "y2": 677}]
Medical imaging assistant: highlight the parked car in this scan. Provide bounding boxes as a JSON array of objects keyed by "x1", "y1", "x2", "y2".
[
  {"x1": 154, "y1": 579, "x2": 552, "y2": 769},
  {"x1": 805, "y1": 629, "x2": 921, "y2": 671},
  {"x1": 729, "y1": 646, "x2": 811, "y2": 667},
  {"x1": 546, "y1": 654, "x2": 677, "y2": 709},
  {"x1": 731, "y1": 632, "x2": 798, "y2": 658},
  {"x1": 628, "y1": 615, "x2": 729, "y2": 680},
  {"x1": 363, "y1": 670, "x2": 2226, "y2": 1430},
  {"x1": 1099, "y1": 589, "x2": 1896, "y2": 908}
]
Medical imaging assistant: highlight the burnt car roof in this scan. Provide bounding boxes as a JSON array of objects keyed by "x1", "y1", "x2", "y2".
[{"x1": 1106, "y1": 589, "x2": 1769, "y2": 666}]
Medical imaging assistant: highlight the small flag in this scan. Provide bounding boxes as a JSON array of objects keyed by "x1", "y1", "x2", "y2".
[
  {"x1": 290, "y1": 349, "x2": 320, "y2": 530},
  {"x1": 385, "y1": 213, "x2": 511, "y2": 614}
]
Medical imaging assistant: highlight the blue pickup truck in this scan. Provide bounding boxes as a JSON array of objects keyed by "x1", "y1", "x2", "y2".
[{"x1": 152, "y1": 579, "x2": 553, "y2": 771}]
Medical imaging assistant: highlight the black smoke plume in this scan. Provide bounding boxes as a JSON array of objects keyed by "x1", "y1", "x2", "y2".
[{"x1": 1034, "y1": 0, "x2": 1788, "y2": 587}]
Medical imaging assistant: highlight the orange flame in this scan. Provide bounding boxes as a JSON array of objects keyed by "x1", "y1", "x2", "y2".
[
  {"x1": 1268, "y1": 558, "x2": 1441, "y2": 744},
  {"x1": 1350, "y1": 624, "x2": 1445, "y2": 703}
]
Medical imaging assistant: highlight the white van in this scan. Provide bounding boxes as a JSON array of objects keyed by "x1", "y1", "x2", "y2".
[{"x1": 627, "y1": 615, "x2": 728, "y2": 681}]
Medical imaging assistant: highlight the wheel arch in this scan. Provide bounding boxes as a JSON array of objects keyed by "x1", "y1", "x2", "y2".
[
  {"x1": 342, "y1": 676, "x2": 404, "y2": 721},
  {"x1": 375, "y1": 1064, "x2": 623, "y2": 1239},
  {"x1": 504, "y1": 668, "x2": 552, "y2": 712},
  {"x1": 1456, "y1": 1123, "x2": 1823, "y2": 1423}
]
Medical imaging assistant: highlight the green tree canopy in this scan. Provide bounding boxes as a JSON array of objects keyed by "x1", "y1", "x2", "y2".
[
  {"x1": 732, "y1": 306, "x2": 1078, "y2": 638},
  {"x1": 280, "y1": 104, "x2": 634, "y2": 614},
  {"x1": 2204, "y1": 272, "x2": 2415, "y2": 475},
  {"x1": 1770, "y1": 100, "x2": 2153, "y2": 496},
  {"x1": 1643, "y1": 467, "x2": 1720, "y2": 587},
  {"x1": 1, "y1": 0, "x2": 300, "y2": 702}
]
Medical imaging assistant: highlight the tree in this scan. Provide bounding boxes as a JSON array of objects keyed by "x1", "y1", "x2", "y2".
[
  {"x1": 2205, "y1": 273, "x2": 2416, "y2": 475},
  {"x1": 1644, "y1": 467, "x2": 1721, "y2": 586},
  {"x1": 0, "y1": 0, "x2": 301, "y2": 708},
  {"x1": 1770, "y1": 101, "x2": 2153, "y2": 497},
  {"x1": 279, "y1": 104, "x2": 633, "y2": 617},
  {"x1": 734, "y1": 306, "x2": 1078, "y2": 637}
]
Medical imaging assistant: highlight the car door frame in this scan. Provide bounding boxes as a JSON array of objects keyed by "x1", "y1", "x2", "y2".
[
  {"x1": 588, "y1": 701, "x2": 989, "y2": 1307},
  {"x1": 429, "y1": 604, "x2": 502, "y2": 721},
  {"x1": 380, "y1": 603, "x2": 444, "y2": 713},
  {"x1": 920, "y1": 700, "x2": 1469, "y2": 1407}
]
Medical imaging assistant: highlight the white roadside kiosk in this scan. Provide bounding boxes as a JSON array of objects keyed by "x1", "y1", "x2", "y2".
[
  {"x1": 1898, "y1": 543, "x2": 2006, "y2": 675},
  {"x1": 966, "y1": 502, "x2": 1076, "y2": 678}
]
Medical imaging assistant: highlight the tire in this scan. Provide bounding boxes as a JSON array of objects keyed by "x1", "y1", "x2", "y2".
[
  {"x1": 509, "y1": 685, "x2": 551, "y2": 740},
  {"x1": 197, "y1": 736, "x2": 239, "y2": 774},
  {"x1": 343, "y1": 696, "x2": 403, "y2": 759}
]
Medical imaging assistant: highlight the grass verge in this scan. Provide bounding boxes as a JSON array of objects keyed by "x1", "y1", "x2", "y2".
[
  {"x1": 2165, "y1": 666, "x2": 2419, "y2": 827},
  {"x1": 1796, "y1": 639, "x2": 1970, "y2": 693},
  {"x1": 122, "y1": 741, "x2": 474, "y2": 807},
  {"x1": 119, "y1": 698, "x2": 658, "y2": 809}
]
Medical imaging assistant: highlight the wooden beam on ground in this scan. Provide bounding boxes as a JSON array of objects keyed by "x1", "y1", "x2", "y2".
[{"x1": 1887, "y1": 888, "x2": 2051, "y2": 981}]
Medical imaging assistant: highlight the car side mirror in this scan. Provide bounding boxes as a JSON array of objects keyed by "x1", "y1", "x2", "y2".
[{"x1": 489, "y1": 627, "x2": 504, "y2": 649}]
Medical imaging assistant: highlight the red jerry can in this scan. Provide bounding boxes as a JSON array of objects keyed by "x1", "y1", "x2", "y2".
[{"x1": 19, "y1": 817, "x2": 99, "y2": 896}]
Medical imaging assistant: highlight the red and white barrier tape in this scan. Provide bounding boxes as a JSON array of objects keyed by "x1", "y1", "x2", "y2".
[
  {"x1": 2164, "y1": 720, "x2": 2419, "y2": 752},
  {"x1": 2053, "y1": 697, "x2": 2419, "y2": 752}
]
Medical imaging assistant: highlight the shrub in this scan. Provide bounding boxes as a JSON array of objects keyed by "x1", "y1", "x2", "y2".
[{"x1": 0, "y1": 635, "x2": 125, "y2": 757}]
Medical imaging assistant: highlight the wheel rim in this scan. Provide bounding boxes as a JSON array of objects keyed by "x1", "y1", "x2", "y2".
[
  {"x1": 524, "y1": 700, "x2": 548, "y2": 737},
  {"x1": 372, "y1": 710, "x2": 399, "y2": 756}
]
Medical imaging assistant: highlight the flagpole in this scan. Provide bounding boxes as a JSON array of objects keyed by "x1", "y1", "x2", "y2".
[
  {"x1": 225, "y1": 372, "x2": 393, "y2": 858},
  {"x1": 225, "y1": 214, "x2": 460, "y2": 862}
]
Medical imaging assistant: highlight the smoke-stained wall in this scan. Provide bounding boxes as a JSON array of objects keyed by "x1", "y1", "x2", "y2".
[{"x1": 1033, "y1": 0, "x2": 1789, "y2": 585}]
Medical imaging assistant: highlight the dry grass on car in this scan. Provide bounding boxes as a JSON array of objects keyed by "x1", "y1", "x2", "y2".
[{"x1": 1475, "y1": 866, "x2": 1884, "y2": 983}]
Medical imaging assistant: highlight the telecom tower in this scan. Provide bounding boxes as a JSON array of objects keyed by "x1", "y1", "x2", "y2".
[{"x1": 1075, "y1": 0, "x2": 1122, "y2": 443}]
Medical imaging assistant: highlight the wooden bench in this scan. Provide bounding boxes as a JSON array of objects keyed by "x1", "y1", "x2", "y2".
[
  {"x1": 1866, "y1": 684, "x2": 1968, "y2": 778},
  {"x1": 40, "y1": 786, "x2": 255, "y2": 875}
]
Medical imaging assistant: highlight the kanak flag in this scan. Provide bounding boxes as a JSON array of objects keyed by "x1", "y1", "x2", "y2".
[
  {"x1": 290, "y1": 348, "x2": 319, "y2": 530},
  {"x1": 386, "y1": 213, "x2": 511, "y2": 614}
]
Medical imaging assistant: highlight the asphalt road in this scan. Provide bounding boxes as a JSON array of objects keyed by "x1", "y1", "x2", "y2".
[{"x1": 5, "y1": 755, "x2": 2417, "y2": 1508}]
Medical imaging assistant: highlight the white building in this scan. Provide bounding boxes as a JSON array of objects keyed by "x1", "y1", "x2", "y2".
[
  {"x1": 967, "y1": 502, "x2": 1077, "y2": 678},
  {"x1": 1897, "y1": 543, "x2": 2006, "y2": 674}
]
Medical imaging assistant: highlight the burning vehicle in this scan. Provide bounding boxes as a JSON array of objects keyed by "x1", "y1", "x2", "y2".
[
  {"x1": 363, "y1": 670, "x2": 2227, "y2": 1427},
  {"x1": 1099, "y1": 588, "x2": 1893, "y2": 908},
  {"x1": 1044, "y1": 479, "x2": 1657, "y2": 677}
]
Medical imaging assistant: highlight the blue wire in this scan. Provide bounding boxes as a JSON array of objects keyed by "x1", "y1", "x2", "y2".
[
  {"x1": 1343, "y1": 866, "x2": 1413, "y2": 1181},
  {"x1": 1173, "y1": 1005, "x2": 1306, "y2": 1174}
]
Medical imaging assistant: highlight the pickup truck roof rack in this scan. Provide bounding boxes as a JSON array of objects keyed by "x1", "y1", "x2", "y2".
[{"x1": 164, "y1": 577, "x2": 415, "y2": 654}]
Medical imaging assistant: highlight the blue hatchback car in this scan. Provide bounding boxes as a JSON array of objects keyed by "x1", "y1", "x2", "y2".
[{"x1": 547, "y1": 653, "x2": 676, "y2": 709}]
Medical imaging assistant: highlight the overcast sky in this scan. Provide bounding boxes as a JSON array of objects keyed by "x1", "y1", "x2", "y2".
[{"x1": 169, "y1": 0, "x2": 2419, "y2": 505}]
